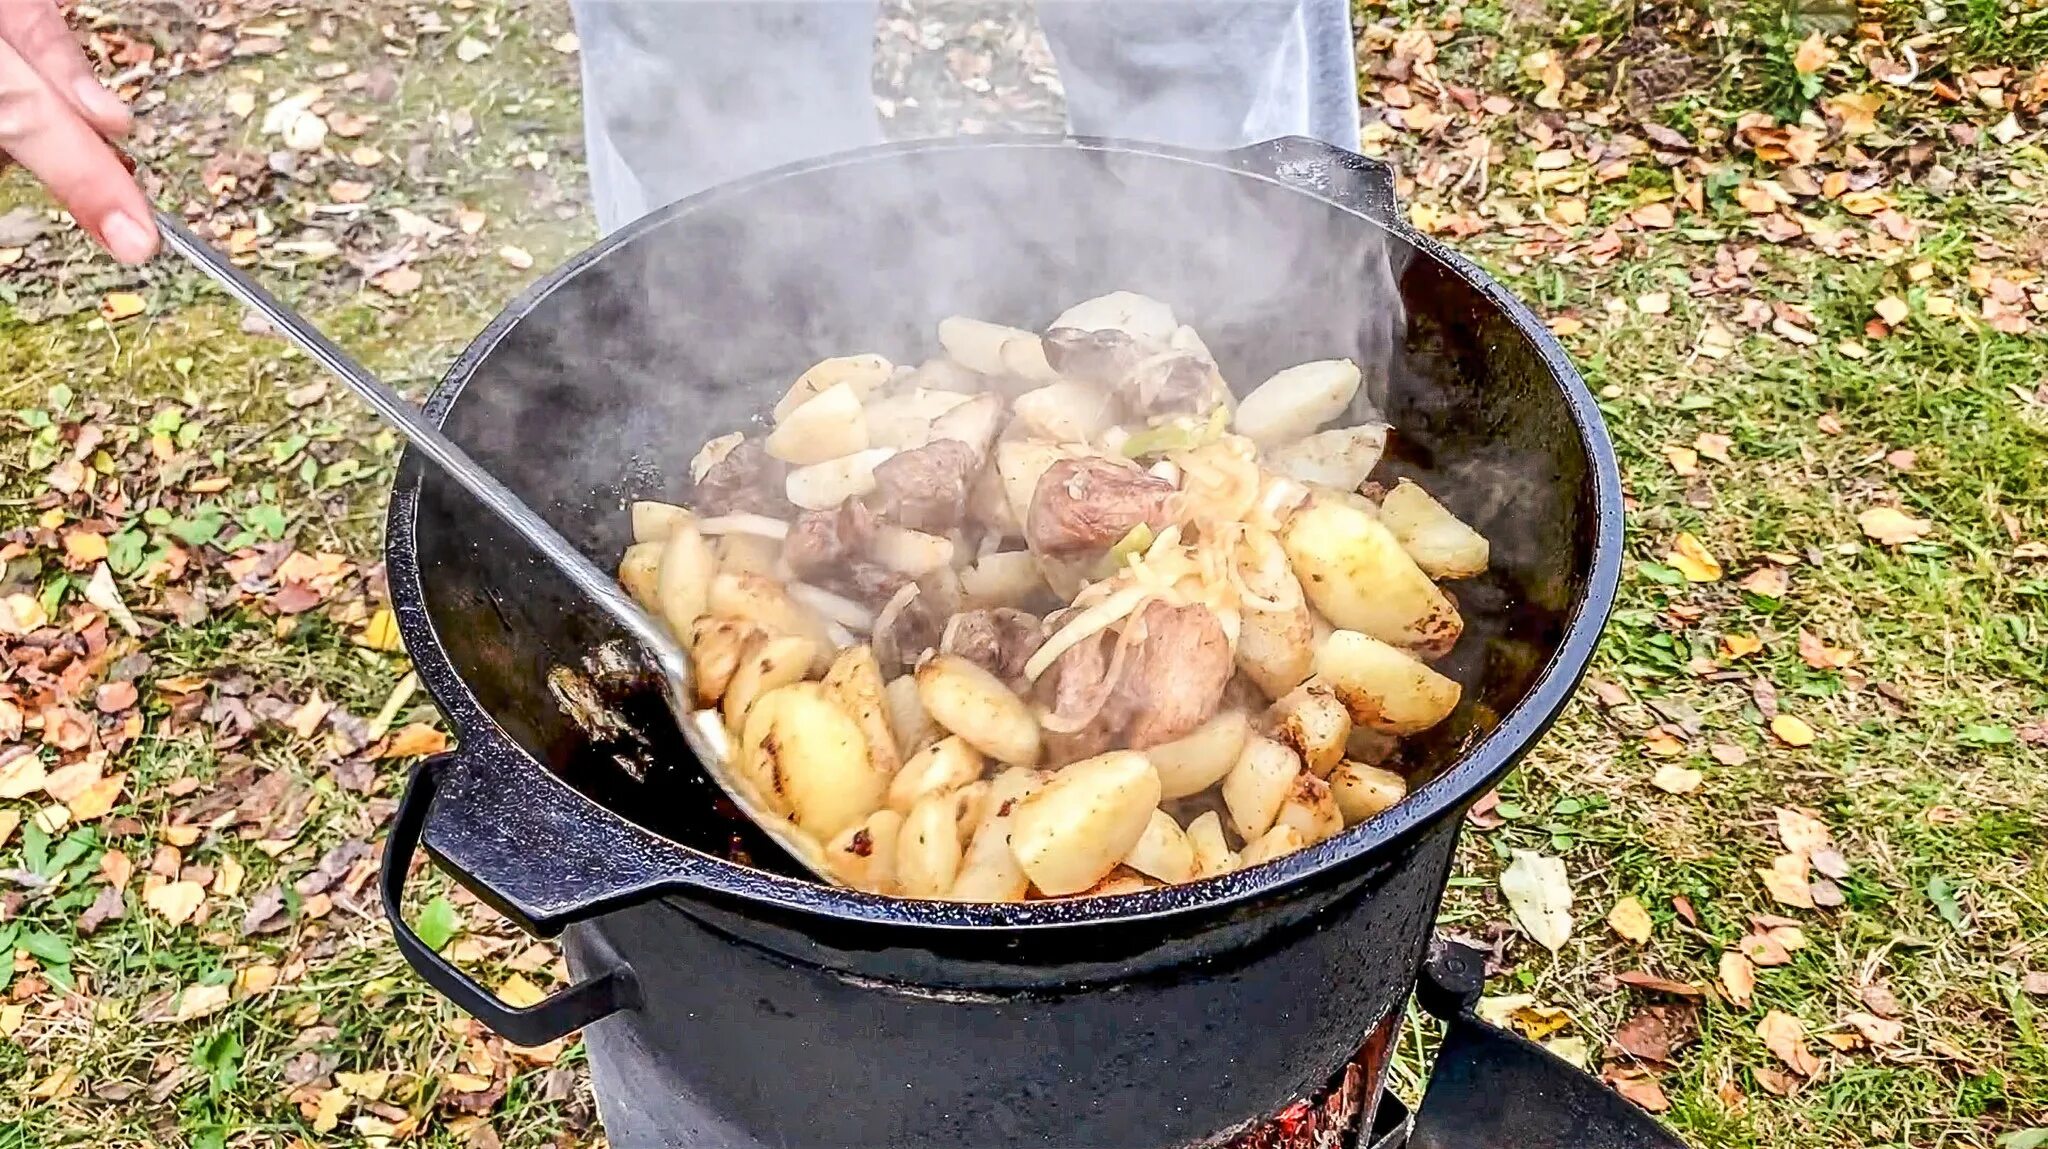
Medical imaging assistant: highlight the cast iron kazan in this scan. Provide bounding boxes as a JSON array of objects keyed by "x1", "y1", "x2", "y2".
[{"x1": 381, "y1": 135, "x2": 1633, "y2": 1149}]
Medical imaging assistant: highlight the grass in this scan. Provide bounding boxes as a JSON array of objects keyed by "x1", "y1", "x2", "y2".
[{"x1": 2, "y1": 0, "x2": 2046, "y2": 1147}]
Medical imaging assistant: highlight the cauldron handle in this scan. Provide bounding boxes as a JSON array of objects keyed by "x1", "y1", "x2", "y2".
[
  {"x1": 1225, "y1": 136, "x2": 1401, "y2": 226},
  {"x1": 382, "y1": 755, "x2": 642, "y2": 1045}
]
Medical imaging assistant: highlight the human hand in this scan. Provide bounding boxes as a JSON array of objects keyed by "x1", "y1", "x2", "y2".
[{"x1": 1, "y1": 0, "x2": 157, "y2": 263}]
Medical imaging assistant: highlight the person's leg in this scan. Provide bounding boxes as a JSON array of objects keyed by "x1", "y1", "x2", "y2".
[
  {"x1": 570, "y1": 0, "x2": 884, "y2": 234},
  {"x1": 1038, "y1": 0, "x2": 1360, "y2": 151}
]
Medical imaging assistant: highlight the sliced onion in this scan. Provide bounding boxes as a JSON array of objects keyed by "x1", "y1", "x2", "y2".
[
  {"x1": 789, "y1": 582, "x2": 876, "y2": 633},
  {"x1": 1023, "y1": 584, "x2": 1150, "y2": 684},
  {"x1": 696, "y1": 513, "x2": 791, "y2": 540},
  {"x1": 1037, "y1": 611, "x2": 1144, "y2": 735},
  {"x1": 873, "y1": 581, "x2": 922, "y2": 647}
]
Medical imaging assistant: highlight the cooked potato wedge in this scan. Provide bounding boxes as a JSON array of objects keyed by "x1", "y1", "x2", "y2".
[
  {"x1": 929, "y1": 393, "x2": 1005, "y2": 459},
  {"x1": 715, "y1": 532, "x2": 781, "y2": 578},
  {"x1": 916, "y1": 653, "x2": 1042, "y2": 766},
  {"x1": 773, "y1": 354, "x2": 893, "y2": 423},
  {"x1": 887, "y1": 735, "x2": 985, "y2": 814},
  {"x1": 766, "y1": 382, "x2": 870, "y2": 464},
  {"x1": 1312, "y1": 629, "x2": 1462, "y2": 736},
  {"x1": 825, "y1": 809, "x2": 903, "y2": 895},
  {"x1": 1281, "y1": 497, "x2": 1463, "y2": 658},
  {"x1": 898, "y1": 789, "x2": 968, "y2": 899},
  {"x1": 1221, "y1": 735, "x2": 1301, "y2": 842},
  {"x1": 1377, "y1": 480, "x2": 1490, "y2": 580},
  {"x1": 1233, "y1": 360, "x2": 1361, "y2": 447},
  {"x1": 739, "y1": 682, "x2": 887, "y2": 838},
  {"x1": 632, "y1": 500, "x2": 692, "y2": 544},
  {"x1": 865, "y1": 388, "x2": 974, "y2": 450},
  {"x1": 1262, "y1": 424, "x2": 1388, "y2": 492},
  {"x1": 995, "y1": 440, "x2": 1076, "y2": 532},
  {"x1": 1008, "y1": 750, "x2": 1161, "y2": 896},
  {"x1": 656, "y1": 523, "x2": 717, "y2": 639},
  {"x1": 1329, "y1": 760, "x2": 1407, "y2": 825},
  {"x1": 1123, "y1": 809, "x2": 1196, "y2": 885},
  {"x1": 1148, "y1": 711, "x2": 1251, "y2": 800},
  {"x1": 883, "y1": 674, "x2": 936, "y2": 757},
  {"x1": 1240, "y1": 824, "x2": 1309, "y2": 867},
  {"x1": 1012, "y1": 381, "x2": 1117, "y2": 444},
  {"x1": 618, "y1": 541, "x2": 663, "y2": 611},
  {"x1": 1186, "y1": 810, "x2": 1240, "y2": 878},
  {"x1": 1076, "y1": 867, "x2": 1159, "y2": 897},
  {"x1": 1050, "y1": 291, "x2": 1177, "y2": 344},
  {"x1": 687, "y1": 617, "x2": 764, "y2": 708},
  {"x1": 1267, "y1": 685, "x2": 1352, "y2": 778},
  {"x1": 948, "y1": 767, "x2": 1043, "y2": 902},
  {"x1": 938, "y1": 317, "x2": 1056, "y2": 380},
  {"x1": 960, "y1": 550, "x2": 1048, "y2": 609},
  {"x1": 722, "y1": 633, "x2": 818, "y2": 733},
  {"x1": 824, "y1": 645, "x2": 901, "y2": 779},
  {"x1": 709, "y1": 571, "x2": 833, "y2": 658},
  {"x1": 1273, "y1": 771, "x2": 1343, "y2": 844},
  {"x1": 786, "y1": 447, "x2": 898, "y2": 511},
  {"x1": 870, "y1": 525, "x2": 955, "y2": 576}
]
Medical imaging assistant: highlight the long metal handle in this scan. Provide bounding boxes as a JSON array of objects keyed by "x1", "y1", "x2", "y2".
[{"x1": 151, "y1": 211, "x2": 673, "y2": 657}]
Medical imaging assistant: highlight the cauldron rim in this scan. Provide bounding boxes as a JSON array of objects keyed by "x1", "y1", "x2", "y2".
[{"x1": 384, "y1": 134, "x2": 1625, "y2": 933}]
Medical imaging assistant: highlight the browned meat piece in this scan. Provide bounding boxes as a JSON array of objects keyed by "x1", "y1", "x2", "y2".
[
  {"x1": 1104, "y1": 601, "x2": 1232, "y2": 749},
  {"x1": 871, "y1": 439, "x2": 980, "y2": 533},
  {"x1": 942, "y1": 608, "x2": 1044, "y2": 682},
  {"x1": 784, "y1": 499, "x2": 875, "y2": 581},
  {"x1": 689, "y1": 438, "x2": 793, "y2": 518},
  {"x1": 829, "y1": 563, "x2": 911, "y2": 608},
  {"x1": 1037, "y1": 627, "x2": 1121, "y2": 766},
  {"x1": 1025, "y1": 458, "x2": 1176, "y2": 557},
  {"x1": 872, "y1": 587, "x2": 945, "y2": 675},
  {"x1": 1041, "y1": 327, "x2": 1149, "y2": 385}
]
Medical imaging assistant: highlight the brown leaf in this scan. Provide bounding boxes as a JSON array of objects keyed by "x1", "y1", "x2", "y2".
[
  {"x1": 1719, "y1": 950, "x2": 1757, "y2": 1007},
  {"x1": 41, "y1": 761, "x2": 103, "y2": 803},
  {"x1": 1605, "y1": 1069, "x2": 1670, "y2": 1112},
  {"x1": 1756, "y1": 1010, "x2": 1822, "y2": 1076},
  {"x1": 66, "y1": 772, "x2": 125, "y2": 821},
  {"x1": 1775, "y1": 807, "x2": 1833, "y2": 859},
  {"x1": 1740, "y1": 929, "x2": 1796, "y2": 967},
  {"x1": 371, "y1": 265, "x2": 423, "y2": 297},
  {"x1": 95, "y1": 680, "x2": 139, "y2": 714},
  {"x1": 1798, "y1": 631, "x2": 1853, "y2": 670},
  {"x1": 242, "y1": 885, "x2": 290, "y2": 935},
  {"x1": 144, "y1": 879, "x2": 206, "y2": 926},
  {"x1": 1842, "y1": 1011, "x2": 1904, "y2": 1046},
  {"x1": 1649, "y1": 764, "x2": 1702, "y2": 794},
  {"x1": 100, "y1": 848, "x2": 132, "y2": 887},
  {"x1": 1615, "y1": 971, "x2": 1704, "y2": 997},
  {"x1": 1608, "y1": 896, "x2": 1654, "y2": 943},
  {"x1": 295, "y1": 840, "x2": 371, "y2": 897},
  {"x1": 2020, "y1": 971, "x2": 2048, "y2": 997},
  {"x1": 78, "y1": 884, "x2": 126, "y2": 934},
  {"x1": 1761, "y1": 853, "x2": 1815, "y2": 909},
  {"x1": 1739, "y1": 566, "x2": 1789, "y2": 599},
  {"x1": 1752, "y1": 1064, "x2": 1801, "y2": 1096},
  {"x1": 1609, "y1": 1003, "x2": 1699, "y2": 1064}
]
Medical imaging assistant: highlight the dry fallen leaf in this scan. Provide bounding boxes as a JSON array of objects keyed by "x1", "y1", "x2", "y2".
[
  {"x1": 457, "y1": 208, "x2": 488, "y2": 235},
  {"x1": 456, "y1": 36, "x2": 492, "y2": 62},
  {"x1": 1756, "y1": 1010, "x2": 1822, "y2": 1076},
  {"x1": 174, "y1": 982, "x2": 232, "y2": 1023},
  {"x1": 99, "y1": 292, "x2": 146, "y2": 322},
  {"x1": 1720, "y1": 950, "x2": 1757, "y2": 1007},
  {"x1": 66, "y1": 772, "x2": 125, "y2": 821},
  {"x1": 551, "y1": 31, "x2": 581, "y2": 53},
  {"x1": 145, "y1": 879, "x2": 206, "y2": 926},
  {"x1": 1792, "y1": 31, "x2": 1833, "y2": 75},
  {"x1": 1841, "y1": 1011, "x2": 1904, "y2": 1046},
  {"x1": 1722, "y1": 633, "x2": 1763, "y2": 659},
  {"x1": 1669, "y1": 532, "x2": 1723, "y2": 582},
  {"x1": 1650, "y1": 764, "x2": 1703, "y2": 794},
  {"x1": 1775, "y1": 808, "x2": 1833, "y2": 859},
  {"x1": 498, "y1": 974, "x2": 546, "y2": 1008},
  {"x1": 1859, "y1": 506, "x2": 1932, "y2": 546},
  {"x1": 1693, "y1": 432, "x2": 1732, "y2": 462},
  {"x1": 1664, "y1": 445, "x2": 1700, "y2": 476},
  {"x1": 380, "y1": 723, "x2": 451, "y2": 759},
  {"x1": 1738, "y1": 566, "x2": 1789, "y2": 599},
  {"x1": 371, "y1": 265, "x2": 423, "y2": 297},
  {"x1": 1771, "y1": 714, "x2": 1816, "y2": 747},
  {"x1": 1608, "y1": 896, "x2": 1654, "y2": 943},
  {"x1": 1874, "y1": 296, "x2": 1910, "y2": 325},
  {"x1": 498, "y1": 244, "x2": 535, "y2": 270},
  {"x1": 1501, "y1": 849, "x2": 1575, "y2": 952},
  {"x1": 0, "y1": 755, "x2": 49, "y2": 800},
  {"x1": 1605, "y1": 1069, "x2": 1670, "y2": 1112},
  {"x1": 1761, "y1": 853, "x2": 1816, "y2": 909}
]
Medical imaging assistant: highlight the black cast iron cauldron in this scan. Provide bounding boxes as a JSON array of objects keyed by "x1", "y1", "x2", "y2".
[{"x1": 379, "y1": 135, "x2": 1634, "y2": 1149}]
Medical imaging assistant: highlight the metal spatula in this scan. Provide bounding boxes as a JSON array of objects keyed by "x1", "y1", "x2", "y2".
[{"x1": 151, "y1": 211, "x2": 837, "y2": 883}]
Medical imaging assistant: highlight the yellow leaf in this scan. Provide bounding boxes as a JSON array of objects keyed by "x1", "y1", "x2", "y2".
[
  {"x1": 144, "y1": 879, "x2": 206, "y2": 926},
  {"x1": 378, "y1": 723, "x2": 451, "y2": 759},
  {"x1": 357, "y1": 607, "x2": 405, "y2": 652},
  {"x1": 0, "y1": 754, "x2": 46, "y2": 800},
  {"x1": 63, "y1": 530, "x2": 109, "y2": 563},
  {"x1": 1719, "y1": 950, "x2": 1757, "y2": 1007},
  {"x1": 443, "y1": 1071, "x2": 494, "y2": 1092},
  {"x1": 371, "y1": 265, "x2": 423, "y2": 297},
  {"x1": 1664, "y1": 445, "x2": 1700, "y2": 476},
  {"x1": 65, "y1": 771, "x2": 125, "y2": 821},
  {"x1": 1858, "y1": 506, "x2": 1932, "y2": 546},
  {"x1": 1792, "y1": 31, "x2": 1834, "y2": 75},
  {"x1": 1643, "y1": 731, "x2": 1685, "y2": 757},
  {"x1": 1757, "y1": 1009, "x2": 1822, "y2": 1076},
  {"x1": 1607, "y1": 895, "x2": 1654, "y2": 943},
  {"x1": 235, "y1": 962, "x2": 278, "y2": 997},
  {"x1": 98, "y1": 292, "x2": 146, "y2": 322},
  {"x1": 337, "y1": 1069, "x2": 391, "y2": 1099},
  {"x1": 1874, "y1": 296, "x2": 1910, "y2": 325},
  {"x1": 0, "y1": 809, "x2": 17, "y2": 848},
  {"x1": 214, "y1": 853, "x2": 246, "y2": 898},
  {"x1": 497, "y1": 973, "x2": 546, "y2": 1008},
  {"x1": 1761, "y1": 853, "x2": 1815, "y2": 909},
  {"x1": 1771, "y1": 714, "x2": 1817, "y2": 747},
  {"x1": 312, "y1": 1087, "x2": 350, "y2": 1134},
  {"x1": 1668, "y1": 532, "x2": 1723, "y2": 582},
  {"x1": 1650, "y1": 764, "x2": 1703, "y2": 794},
  {"x1": 1721, "y1": 633, "x2": 1763, "y2": 659},
  {"x1": 1826, "y1": 91, "x2": 1882, "y2": 136}
]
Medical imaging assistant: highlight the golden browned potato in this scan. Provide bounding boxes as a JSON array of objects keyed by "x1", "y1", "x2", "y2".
[
  {"x1": 915, "y1": 654, "x2": 1043, "y2": 766},
  {"x1": 619, "y1": 541, "x2": 663, "y2": 611},
  {"x1": 1329, "y1": 761, "x2": 1407, "y2": 825},
  {"x1": 825, "y1": 809, "x2": 903, "y2": 894},
  {"x1": 1123, "y1": 809, "x2": 1197, "y2": 885},
  {"x1": 1240, "y1": 824, "x2": 1309, "y2": 867},
  {"x1": 1186, "y1": 810, "x2": 1240, "y2": 878},
  {"x1": 1148, "y1": 711, "x2": 1251, "y2": 800},
  {"x1": 824, "y1": 645, "x2": 902, "y2": 779},
  {"x1": 898, "y1": 789, "x2": 968, "y2": 899},
  {"x1": 1281, "y1": 498, "x2": 1463, "y2": 659},
  {"x1": 632, "y1": 500, "x2": 692, "y2": 544},
  {"x1": 948, "y1": 767, "x2": 1044, "y2": 902},
  {"x1": 708, "y1": 571, "x2": 833, "y2": 660},
  {"x1": 656, "y1": 523, "x2": 717, "y2": 639},
  {"x1": 688, "y1": 617, "x2": 765, "y2": 708},
  {"x1": 887, "y1": 736, "x2": 986, "y2": 814},
  {"x1": 1221, "y1": 735, "x2": 1301, "y2": 842},
  {"x1": 1267, "y1": 685, "x2": 1352, "y2": 778},
  {"x1": 1378, "y1": 480, "x2": 1490, "y2": 580},
  {"x1": 739, "y1": 683, "x2": 888, "y2": 838},
  {"x1": 773, "y1": 354, "x2": 893, "y2": 423},
  {"x1": 1312, "y1": 630, "x2": 1462, "y2": 736},
  {"x1": 1273, "y1": 772, "x2": 1343, "y2": 844},
  {"x1": 1007, "y1": 750, "x2": 1162, "y2": 896},
  {"x1": 723, "y1": 633, "x2": 819, "y2": 733}
]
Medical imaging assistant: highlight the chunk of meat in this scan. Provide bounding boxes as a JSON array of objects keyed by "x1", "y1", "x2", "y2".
[
  {"x1": 1036, "y1": 627, "x2": 1121, "y2": 766},
  {"x1": 1025, "y1": 458, "x2": 1177, "y2": 557},
  {"x1": 827, "y1": 563, "x2": 912, "y2": 608},
  {"x1": 689, "y1": 438, "x2": 794, "y2": 518},
  {"x1": 942, "y1": 608, "x2": 1044, "y2": 682},
  {"x1": 873, "y1": 586, "x2": 945, "y2": 675},
  {"x1": 871, "y1": 439, "x2": 980, "y2": 533},
  {"x1": 1104, "y1": 601, "x2": 1233, "y2": 749},
  {"x1": 784, "y1": 499, "x2": 875, "y2": 581}
]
